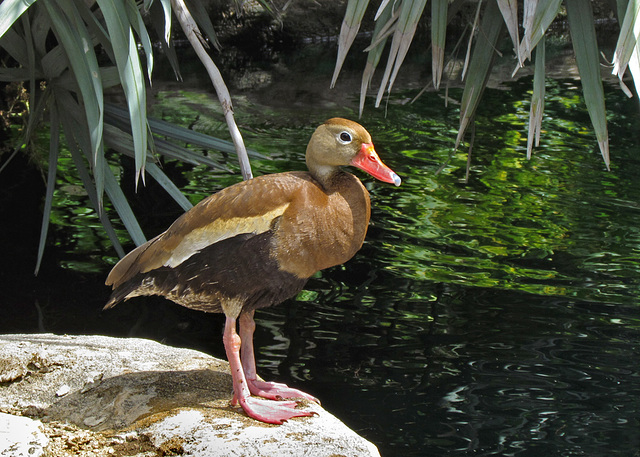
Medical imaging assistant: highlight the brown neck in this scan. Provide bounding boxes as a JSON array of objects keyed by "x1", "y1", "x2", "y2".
[{"x1": 306, "y1": 157, "x2": 343, "y2": 191}]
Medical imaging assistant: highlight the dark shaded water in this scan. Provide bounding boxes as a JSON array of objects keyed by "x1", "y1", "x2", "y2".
[{"x1": 2, "y1": 57, "x2": 640, "y2": 456}]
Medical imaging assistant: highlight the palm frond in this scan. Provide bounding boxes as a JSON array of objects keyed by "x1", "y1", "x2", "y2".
[
  {"x1": 456, "y1": 0, "x2": 503, "y2": 150},
  {"x1": 97, "y1": 0, "x2": 149, "y2": 186},
  {"x1": 336, "y1": 0, "x2": 623, "y2": 170},
  {"x1": 331, "y1": 0, "x2": 370, "y2": 88},
  {"x1": 375, "y1": 0, "x2": 428, "y2": 107},
  {"x1": 527, "y1": 37, "x2": 546, "y2": 159},
  {"x1": 566, "y1": 0, "x2": 609, "y2": 169},
  {"x1": 612, "y1": 0, "x2": 640, "y2": 99},
  {"x1": 0, "y1": 0, "x2": 260, "y2": 270},
  {"x1": 431, "y1": 0, "x2": 448, "y2": 89}
]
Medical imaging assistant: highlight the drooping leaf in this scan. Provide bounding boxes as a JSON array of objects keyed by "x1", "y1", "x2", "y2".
[
  {"x1": 527, "y1": 36, "x2": 545, "y2": 159},
  {"x1": 518, "y1": 0, "x2": 561, "y2": 66},
  {"x1": 39, "y1": 46, "x2": 69, "y2": 81},
  {"x1": 42, "y1": 0, "x2": 105, "y2": 200},
  {"x1": 73, "y1": 0, "x2": 114, "y2": 63},
  {"x1": 375, "y1": 0, "x2": 429, "y2": 107},
  {"x1": 21, "y1": 14, "x2": 37, "y2": 109},
  {"x1": 0, "y1": 0, "x2": 37, "y2": 40},
  {"x1": 35, "y1": 104, "x2": 60, "y2": 275},
  {"x1": 360, "y1": 1, "x2": 395, "y2": 115},
  {"x1": 58, "y1": 95, "x2": 127, "y2": 257},
  {"x1": 103, "y1": 103, "x2": 264, "y2": 160},
  {"x1": 461, "y1": 0, "x2": 483, "y2": 81},
  {"x1": 184, "y1": 0, "x2": 221, "y2": 50},
  {"x1": 30, "y1": 5, "x2": 51, "y2": 56},
  {"x1": 612, "y1": 0, "x2": 640, "y2": 81},
  {"x1": 566, "y1": 0, "x2": 609, "y2": 168},
  {"x1": 150, "y1": 0, "x2": 181, "y2": 80},
  {"x1": 100, "y1": 125, "x2": 194, "y2": 215},
  {"x1": 456, "y1": 0, "x2": 503, "y2": 149},
  {"x1": 496, "y1": 0, "x2": 519, "y2": 60},
  {"x1": 331, "y1": 0, "x2": 370, "y2": 88},
  {"x1": 124, "y1": 0, "x2": 154, "y2": 83},
  {"x1": 375, "y1": 0, "x2": 392, "y2": 19},
  {"x1": 104, "y1": 163, "x2": 148, "y2": 246},
  {"x1": 145, "y1": 162, "x2": 193, "y2": 212},
  {"x1": 97, "y1": 0, "x2": 148, "y2": 186},
  {"x1": 0, "y1": 24, "x2": 30, "y2": 67},
  {"x1": 0, "y1": 67, "x2": 33, "y2": 81},
  {"x1": 431, "y1": 0, "x2": 448, "y2": 89}
]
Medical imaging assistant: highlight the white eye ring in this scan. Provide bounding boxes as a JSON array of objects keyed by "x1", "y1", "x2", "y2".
[{"x1": 337, "y1": 131, "x2": 352, "y2": 144}]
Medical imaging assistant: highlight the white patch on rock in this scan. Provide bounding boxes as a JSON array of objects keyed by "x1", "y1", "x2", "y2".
[{"x1": 0, "y1": 413, "x2": 48, "y2": 457}]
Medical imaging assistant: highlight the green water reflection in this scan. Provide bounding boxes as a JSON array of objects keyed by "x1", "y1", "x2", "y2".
[
  {"x1": 45, "y1": 76, "x2": 640, "y2": 456},
  {"x1": 122, "y1": 79, "x2": 640, "y2": 307}
]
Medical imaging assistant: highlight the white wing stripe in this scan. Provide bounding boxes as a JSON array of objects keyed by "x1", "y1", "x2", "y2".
[{"x1": 164, "y1": 203, "x2": 290, "y2": 268}]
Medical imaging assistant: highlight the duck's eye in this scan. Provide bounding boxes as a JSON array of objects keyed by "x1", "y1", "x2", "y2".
[{"x1": 338, "y1": 131, "x2": 352, "y2": 144}]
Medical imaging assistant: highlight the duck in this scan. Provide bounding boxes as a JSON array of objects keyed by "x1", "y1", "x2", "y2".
[{"x1": 104, "y1": 118, "x2": 401, "y2": 424}]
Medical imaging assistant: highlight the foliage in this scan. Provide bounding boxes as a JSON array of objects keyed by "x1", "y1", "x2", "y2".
[
  {"x1": 0, "y1": 0, "x2": 261, "y2": 272},
  {"x1": 332, "y1": 0, "x2": 640, "y2": 171}
]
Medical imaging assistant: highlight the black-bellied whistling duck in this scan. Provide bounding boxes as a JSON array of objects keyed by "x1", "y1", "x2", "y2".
[{"x1": 105, "y1": 118, "x2": 401, "y2": 424}]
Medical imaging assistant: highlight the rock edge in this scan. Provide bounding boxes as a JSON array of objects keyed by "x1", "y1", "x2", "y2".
[{"x1": 0, "y1": 333, "x2": 379, "y2": 457}]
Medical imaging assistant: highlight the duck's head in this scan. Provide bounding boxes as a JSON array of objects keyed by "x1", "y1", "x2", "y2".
[{"x1": 306, "y1": 118, "x2": 401, "y2": 188}]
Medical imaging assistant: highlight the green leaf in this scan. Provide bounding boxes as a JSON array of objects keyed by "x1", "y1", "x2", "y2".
[
  {"x1": 103, "y1": 121, "x2": 225, "y2": 202},
  {"x1": 21, "y1": 14, "x2": 37, "y2": 103},
  {"x1": 0, "y1": 67, "x2": 33, "y2": 81},
  {"x1": 0, "y1": 25, "x2": 30, "y2": 66},
  {"x1": 103, "y1": 103, "x2": 264, "y2": 160},
  {"x1": 375, "y1": 0, "x2": 429, "y2": 106},
  {"x1": 431, "y1": 0, "x2": 448, "y2": 89},
  {"x1": 35, "y1": 104, "x2": 60, "y2": 275},
  {"x1": 456, "y1": 0, "x2": 503, "y2": 149},
  {"x1": 184, "y1": 0, "x2": 221, "y2": 50},
  {"x1": 58, "y1": 100, "x2": 127, "y2": 257},
  {"x1": 612, "y1": 0, "x2": 640, "y2": 79},
  {"x1": 31, "y1": 6, "x2": 52, "y2": 56},
  {"x1": 124, "y1": 0, "x2": 154, "y2": 83},
  {"x1": 100, "y1": 66, "x2": 123, "y2": 90},
  {"x1": 104, "y1": 161, "x2": 147, "y2": 246},
  {"x1": 360, "y1": 2, "x2": 395, "y2": 115},
  {"x1": 145, "y1": 162, "x2": 193, "y2": 211},
  {"x1": 42, "y1": 0, "x2": 105, "y2": 200},
  {"x1": 150, "y1": 0, "x2": 181, "y2": 80},
  {"x1": 0, "y1": 0, "x2": 37, "y2": 40},
  {"x1": 518, "y1": 0, "x2": 561, "y2": 65},
  {"x1": 527, "y1": 36, "x2": 545, "y2": 159},
  {"x1": 73, "y1": 0, "x2": 115, "y2": 63},
  {"x1": 496, "y1": 0, "x2": 519, "y2": 59},
  {"x1": 97, "y1": 0, "x2": 147, "y2": 186},
  {"x1": 461, "y1": 0, "x2": 483, "y2": 81},
  {"x1": 103, "y1": 119, "x2": 230, "y2": 171},
  {"x1": 331, "y1": 0, "x2": 370, "y2": 88},
  {"x1": 566, "y1": 0, "x2": 609, "y2": 168},
  {"x1": 97, "y1": 0, "x2": 148, "y2": 186},
  {"x1": 41, "y1": 45, "x2": 69, "y2": 80}
]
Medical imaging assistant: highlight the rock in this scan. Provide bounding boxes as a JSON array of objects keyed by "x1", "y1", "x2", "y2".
[
  {"x1": 0, "y1": 412, "x2": 48, "y2": 457},
  {"x1": 0, "y1": 334, "x2": 379, "y2": 457}
]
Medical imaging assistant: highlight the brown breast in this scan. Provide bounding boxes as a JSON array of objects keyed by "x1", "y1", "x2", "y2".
[{"x1": 272, "y1": 171, "x2": 371, "y2": 278}]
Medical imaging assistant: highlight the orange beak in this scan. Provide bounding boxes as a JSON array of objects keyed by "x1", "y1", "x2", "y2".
[{"x1": 350, "y1": 143, "x2": 401, "y2": 186}]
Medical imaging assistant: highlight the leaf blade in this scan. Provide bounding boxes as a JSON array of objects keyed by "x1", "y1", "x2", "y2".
[
  {"x1": 331, "y1": 0, "x2": 370, "y2": 88},
  {"x1": 96, "y1": 0, "x2": 148, "y2": 185},
  {"x1": 456, "y1": 0, "x2": 503, "y2": 149},
  {"x1": 566, "y1": 0, "x2": 609, "y2": 168}
]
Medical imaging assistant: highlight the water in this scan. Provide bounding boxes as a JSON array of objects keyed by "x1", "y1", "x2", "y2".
[{"x1": 2, "y1": 57, "x2": 640, "y2": 456}]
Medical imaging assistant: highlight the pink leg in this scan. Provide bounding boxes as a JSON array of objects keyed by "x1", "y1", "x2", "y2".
[
  {"x1": 223, "y1": 315, "x2": 315, "y2": 424},
  {"x1": 238, "y1": 311, "x2": 320, "y2": 404}
]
